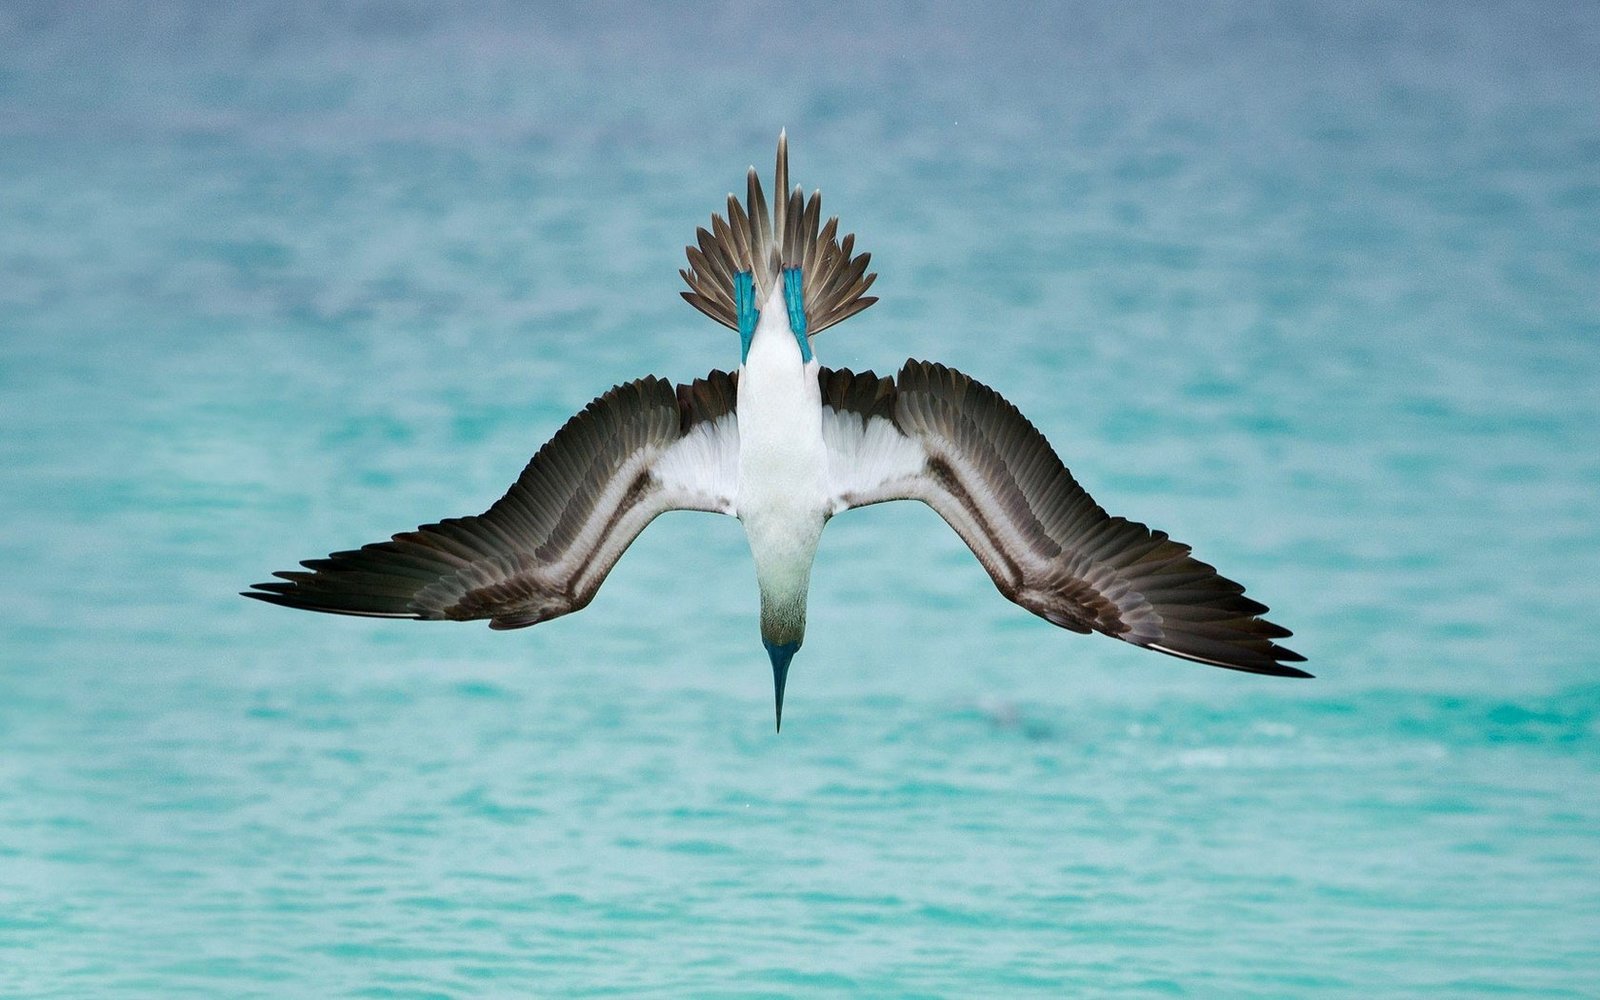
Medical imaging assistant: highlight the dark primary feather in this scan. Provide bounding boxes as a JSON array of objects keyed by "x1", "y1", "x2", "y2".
[
  {"x1": 821, "y1": 363, "x2": 1308, "y2": 677},
  {"x1": 244, "y1": 372, "x2": 739, "y2": 630}
]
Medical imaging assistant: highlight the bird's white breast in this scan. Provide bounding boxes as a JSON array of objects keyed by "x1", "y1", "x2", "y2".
[{"x1": 735, "y1": 284, "x2": 828, "y2": 583}]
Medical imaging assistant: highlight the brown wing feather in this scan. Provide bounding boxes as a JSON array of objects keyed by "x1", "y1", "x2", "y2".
[
  {"x1": 822, "y1": 363, "x2": 1308, "y2": 677},
  {"x1": 244, "y1": 372, "x2": 739, "y2": 630}
]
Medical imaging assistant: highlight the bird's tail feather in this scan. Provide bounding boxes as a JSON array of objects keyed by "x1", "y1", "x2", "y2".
[{"x1": 681, "y1": 130, "x2": 877, "y2": 337}]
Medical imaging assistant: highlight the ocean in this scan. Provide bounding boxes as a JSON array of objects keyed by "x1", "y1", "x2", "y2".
[{"x1": 2, "y1": 1, "x2": 1597, "y2": 995}]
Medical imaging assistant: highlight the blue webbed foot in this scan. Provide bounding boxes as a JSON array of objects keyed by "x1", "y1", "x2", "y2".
[
  {"x1": 735, "y1": 270, "x2": 758, "y2": 361},
  {"x1": 782, "y1": 267, "x2": 812, "y2": 361}
]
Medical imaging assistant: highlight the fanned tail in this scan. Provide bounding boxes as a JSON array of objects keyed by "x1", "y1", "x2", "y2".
[{"x1": 681, "y1": 130, "x2": 878, "y2": 337}]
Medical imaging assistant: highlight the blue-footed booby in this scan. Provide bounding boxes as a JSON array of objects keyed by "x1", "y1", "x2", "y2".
[{"x1": 246, "y1": 132, "x2": 1308, "y2": 729}]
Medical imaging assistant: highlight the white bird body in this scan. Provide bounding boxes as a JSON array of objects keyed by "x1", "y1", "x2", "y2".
[
  {"x1": 736, "y1": 281, "x2": 828, "y2": 651},
  {"x1": 247, "y1": 133, "x2": 1307, "y2": 732}
]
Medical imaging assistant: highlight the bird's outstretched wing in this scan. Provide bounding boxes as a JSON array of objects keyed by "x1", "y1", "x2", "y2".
[
  {"x1": 819, "y1": 362, "x2": 1308, "y2": 676},
  {"x1": 244, "y1": 372, "x2": 740, "y2": 630}
]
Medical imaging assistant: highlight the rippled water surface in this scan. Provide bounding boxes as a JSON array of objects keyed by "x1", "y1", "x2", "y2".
[{"x1": 3, "y1": 2, "x2": 1598, "y2": 996}]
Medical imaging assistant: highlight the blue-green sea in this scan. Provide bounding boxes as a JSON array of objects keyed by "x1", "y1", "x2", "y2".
[{"x1": 4, "y1": 2, "x2": 1598, "y2": 996}]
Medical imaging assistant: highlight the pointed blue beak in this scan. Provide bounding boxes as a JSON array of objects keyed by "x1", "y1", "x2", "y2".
[{"x1": 763, "y1": 640, "x2": 800, "y2": 732}]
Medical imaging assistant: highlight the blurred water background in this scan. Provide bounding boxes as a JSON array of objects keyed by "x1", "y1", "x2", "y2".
[{"x1": 2, "y1": 1, "x2": 1598, "y2": 995}]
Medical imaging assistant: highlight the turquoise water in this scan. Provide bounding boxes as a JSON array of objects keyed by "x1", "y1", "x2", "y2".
[{"x1": 4, "y1": 2, "x2": 1598, "y2": 995}]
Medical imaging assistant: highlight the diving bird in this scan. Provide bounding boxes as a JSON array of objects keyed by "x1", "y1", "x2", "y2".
[{"x1": 245, "y1": 132, "x2": 1308, "y2": 729}]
